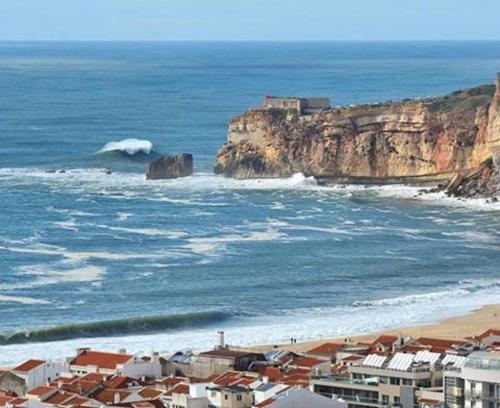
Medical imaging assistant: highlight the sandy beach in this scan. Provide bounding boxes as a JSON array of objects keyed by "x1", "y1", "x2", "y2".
[{"x1": 245, "y1": 303, "x2": 500, "y2": 353}]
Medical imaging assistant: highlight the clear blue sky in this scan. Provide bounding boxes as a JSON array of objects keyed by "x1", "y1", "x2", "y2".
[{"x1": 1, "y1": 0, "x2": 499, "y2": 41}]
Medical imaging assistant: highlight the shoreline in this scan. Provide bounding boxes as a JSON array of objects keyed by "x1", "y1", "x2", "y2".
[{"x1": 244, "y1": 303, "x2": 500, "y2": 354}]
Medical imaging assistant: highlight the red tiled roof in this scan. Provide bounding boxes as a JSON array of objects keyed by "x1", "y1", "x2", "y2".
[
  {"x1": 13, "y1": 359, "x2": 45, "y2": 373},
  {"x1": 63, "y1": 379, "x2": 101, "y2": 395},
  {"x1": 0, "y1": 396, "x2": 15, "y2": 405},
  {"x1": 477, "y1": 329, "x2": 500, "y2": 340},
  {"x1": 71, "y1": 350, "x2": 133, "y2": 370},
  {"x1": 307, "y1": 343, "x2": 343, "y2": 356},
  {"x1": 156, "y1": 377, "x2": 185, "y2": 387},
  {"x1": 165, "y1": 384, "x2": 189, "y2": 396},
  {"x1": 9, "y1": 397, "x2": 28, "y2": 407},
  {"x1": 27, "y1": 386, "x2": 57, "y2": 397},
  {"x1": 44, "y1": 391, "x2": 75, "y2": 405},
  {"x1": 105, "y1": 375, "x2": 140, "y2": 389},
  {"x1": 417, "y1": 337, "x2": 465, "y2": 349},
  {"x1": 289, "y1": 357, "x2": 324, "y2": 368},
  {"x1": 254, "y1": 366, "x2": 283, "y2": 382},
  {"x1": 371, "y1": 335, "x2": 398, "y2": 347},
  {"x1": 94, "y1": 389, "x2": 132, "y2": 404},
  {"x1": 138, "y1": 389, "x2": 163, "y2": 399},
  {"x1": 60, "y1": 396, "x2": 90, "y2": 406},
  {"x1": 342, "y1": 355, "x2": 364, "y2": 361},
  {"x1": 79, "y1": 373, "x2": 109, "y2": 383}
]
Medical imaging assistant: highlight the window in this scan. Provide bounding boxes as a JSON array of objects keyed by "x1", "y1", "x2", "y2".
[
  {"x1": 237, "y1": 395, "x2": 242, "y2": 401},
  {"x1": 390, "y1": 377, "x2": 400, "y2": 385},
  {"x1": 211, "y1": 391, "x2": 216, "y2": 397},
  {"x1": 394, "y1": 397, "x2": 401, "y2": 405},
  {"x1": 224, "y1": 395, "x2": 228, "y2": 400}
]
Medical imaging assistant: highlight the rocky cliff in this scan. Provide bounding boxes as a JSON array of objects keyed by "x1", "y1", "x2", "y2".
[{"x1": 215, "y1": 76, "x2": 500, "y2": 198}]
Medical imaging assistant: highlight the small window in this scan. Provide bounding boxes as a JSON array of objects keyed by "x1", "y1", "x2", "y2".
[
  {"x1": 224, "y1": 395, "x2": 228, "y2": 400},
  {"x1": 237, "y1": 395, "x2": 242, "y2": 401}
]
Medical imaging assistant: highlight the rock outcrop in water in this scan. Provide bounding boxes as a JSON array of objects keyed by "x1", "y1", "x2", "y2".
[
  {"x1": 215, "y1": 75, "x2": 500, "y2": 200},
  {"x1": 146, "y1": 153, "x2": 193, "y2": 179}
]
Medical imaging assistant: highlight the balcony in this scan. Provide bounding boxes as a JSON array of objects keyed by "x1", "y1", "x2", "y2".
[
  {"x1": 311, "y1": 375, "x2": 379, "y2": 387},
  {"x1": 314, "y1": 392, "x2": 380, "y2": 406},
  {"x1": 465, "y1": 393, "x2": 500, "y2": 401},
  {"x1": 446, "y1": 387, "x2": 463, "y2": 397}
]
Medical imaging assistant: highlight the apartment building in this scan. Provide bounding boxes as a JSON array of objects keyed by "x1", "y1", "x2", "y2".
[
  {"x1": 311, "y1": 351, "x2": 463, "y2": 408},
  {"x1": 444, "y1": 352, "x2": 500, "y2": 408}
]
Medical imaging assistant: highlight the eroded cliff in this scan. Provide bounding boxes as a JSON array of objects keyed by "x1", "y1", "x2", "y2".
[{"x1": 215, "y1": 76, "x2": 500, "y2": 194}]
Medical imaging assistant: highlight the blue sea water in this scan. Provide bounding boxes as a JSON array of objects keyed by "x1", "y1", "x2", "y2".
[{"x1": 1, "y1": 42, "x2": 500, "y2": 365}]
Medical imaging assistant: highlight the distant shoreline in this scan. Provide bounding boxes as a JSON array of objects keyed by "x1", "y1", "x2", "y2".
[{"x1": 243, "y1": 303, "x2": 500, "y2": 354}]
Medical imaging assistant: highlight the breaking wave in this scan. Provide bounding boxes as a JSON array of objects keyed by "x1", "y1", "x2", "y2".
[
  {"x1": 352, "y1": 279, "x2": 500, "y2": 308},
  {"x1": 0, "y1": 311, "x2": 230, "y2": 345},
  {"x1": 95, "y1": 138, "x2": 158, "y2": 159}
]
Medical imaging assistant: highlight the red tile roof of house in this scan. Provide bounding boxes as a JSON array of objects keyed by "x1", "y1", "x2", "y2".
[
  {"x1": 79, "y1": 373, "x2": 109, "y2": 383},
  {"x1": 477, "y1": 329, "x2": 500, "y2": 340},
  {"x1": 27, "y1": 386, "x2": 57, "y2": 397},
  {"x1": 105, "y1": 375, "x2": 141, "y2": 389},
  {"x1": 63, "y1": 379, "x2": 101, "y2": 395},
  {"x1": 165, "y1": 384, "x2": 189, "y2": 396},
  {"x1": 138, "y1": 389, "x2": 163, "y2": 399},
  {"x1": 94, "y1": 389, "x2": 132, "y2": 404},
  {"x1": 0, "y1": 396, "x2": 15, "y2": 405},
  {"x1": 342, "y1": 355, "x2": 364, "y2": 361},
  {"x1": 43, "y1": 391, "x2": 75, "y2": 405},
  {"x1": 13, "y1": 359, "x2": 46, "y2": 373},
  {"x1": 71, "y1": 350, "x2": 133, "y2": 370},
  {"x1": 156, "y1": 377, "x2": 185, "y2": 387},
  {"x1": 307, "y1": 343, "x2": 343, "y2": 356},
  {"x1": 8, "y1": 397, "x2": 28, "y2": 407},
  {"x1": 289, "y1": 357, "x2": 325, "y2": 368},
  {"x1": 417, "y1": 337, "x2": 465, "y2": 351},
  {"x1": 60, "y1": 396, "x2": 91, "y2": 406},
  {"x1": 371, "y1": 335, "x2": 398, "y2": 347}
]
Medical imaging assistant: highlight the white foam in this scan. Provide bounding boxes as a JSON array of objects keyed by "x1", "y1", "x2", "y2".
[
  {"x1": 0, "y1": 295, "x2": 50, "y2": 305},
  {"x1": 1, "y1": 278, "x2": 499, "y2": 366},
  {"x1": 185, "y1": 229, "x2": 289, "y2": 256},
  {"x1": 54, "y1": 219, "x2": 78, "y2": 231},
  {"x1": 96, "y1": 138, "x2": 153, "y2": 155},
  {"x1": 98, "y1": 225, "x2": 189, "y2": 239}
]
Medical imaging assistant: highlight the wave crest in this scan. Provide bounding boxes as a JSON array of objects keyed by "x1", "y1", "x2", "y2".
[
  {"x1": 96, "y1": 138, "x2": 153, "y2": 156},
  {"x1": 0, "y1": 311, "x2": 229, "y2": 345}
]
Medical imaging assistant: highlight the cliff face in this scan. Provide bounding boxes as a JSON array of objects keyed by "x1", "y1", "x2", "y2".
[{"x1": 215, "y1": 77, "x2": 500, "y2": 189}]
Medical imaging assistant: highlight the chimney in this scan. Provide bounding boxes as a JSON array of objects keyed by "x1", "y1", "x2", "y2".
[
  {"x1": 218, "y1": 330, "x2": 225, "y2": 349},
  {"x1": 114, "y1": 392, "x2": 121, "y2": 404}
]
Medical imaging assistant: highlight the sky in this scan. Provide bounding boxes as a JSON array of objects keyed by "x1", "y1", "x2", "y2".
[{"x1": 0, "y1": 0, "x2": 499, "y2": 41}]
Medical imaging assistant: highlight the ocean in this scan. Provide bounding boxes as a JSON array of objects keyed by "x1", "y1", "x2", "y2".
[{"x1": 1, "y1": 41, "x2": 500, "y2": 365}]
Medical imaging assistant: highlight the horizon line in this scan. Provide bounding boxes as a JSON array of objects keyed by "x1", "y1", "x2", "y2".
[{"x1": 1, "y1": 39, "x2": 500, "y2": 43}]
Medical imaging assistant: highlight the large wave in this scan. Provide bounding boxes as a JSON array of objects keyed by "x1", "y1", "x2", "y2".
[
  {"x1": 0, "y1": 311, "x2": 229, "y2": 345},
  {"x1": 95, "y1": 138, "x2": 155, "y2": 157}
]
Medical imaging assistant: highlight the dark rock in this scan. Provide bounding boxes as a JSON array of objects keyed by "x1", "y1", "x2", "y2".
[
  {"x1": 147, "y1": 154, "x2": 193, "y2": 180},
  {"x1": 445, "y1": 158, "x2": 499, "y2": 200}
]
